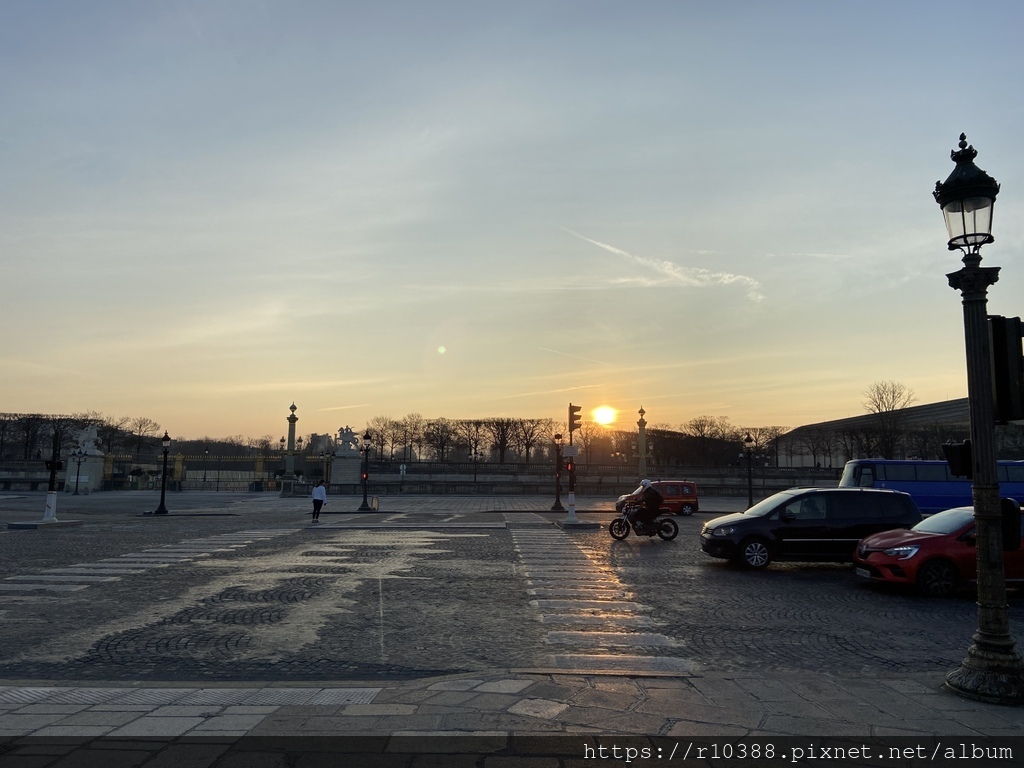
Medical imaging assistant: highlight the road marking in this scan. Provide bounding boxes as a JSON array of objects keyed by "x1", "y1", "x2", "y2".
[{"x1": 508, "y1": 524, "x2": 691, "y2": 676}]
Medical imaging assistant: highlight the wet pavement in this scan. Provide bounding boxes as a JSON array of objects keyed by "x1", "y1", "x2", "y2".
[{"x1": 0, "y1": 491, "x2": 1022, "y2": 764}]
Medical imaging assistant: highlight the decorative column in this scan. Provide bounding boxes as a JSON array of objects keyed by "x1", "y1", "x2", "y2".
[
  {"x1": 279, "y1": 403, "x2": 298, "y2": 498},
  {"x1": 637, "y1": 406, "x2": 648, "y2": 480}
]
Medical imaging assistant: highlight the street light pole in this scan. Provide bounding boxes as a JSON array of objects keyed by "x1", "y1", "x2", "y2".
[
  {"x1": 551, "y1": 434, "x2": 565, "y2": 511},
  {"x1": 744, "y1": 432, "x2": 754, "y2": 508},
  {"x1": 154, "y1": 432, "x2": 171, "y2": 515},
  {"x1": 72, "y1": 450, "x2": 85, "y2": 495},
  {"x1": 358, "y1": 430, "x2": 372, "y2": 511},
  {"x1": 935, "y1": 133, "x2": 1024, "y2": 704}
]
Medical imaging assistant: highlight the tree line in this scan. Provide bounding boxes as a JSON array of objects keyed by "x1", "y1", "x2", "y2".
[
  {"x1": 0, "y1": 411, "x2": 790, "y2": 469},
  {"x1": 0, "y1": 412, "x2": 164, "y2": 462}
]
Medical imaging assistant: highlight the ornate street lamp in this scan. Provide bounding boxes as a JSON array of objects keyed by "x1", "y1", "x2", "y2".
[
  {"x1": 935, "y1": 133, "x2": 1024, "y2": 704},
  {"x1": 154, "y1": 432, "x2": 171, "y2": 515},
  {"x1": 611, "y1": 450, "x2": 625, "y2": 484},
  {"x1": 743, "y1": 432, "x2": 755, "y2": 508},
  {"x1": 471, "y1": 448, "x2": 485, "y2": 483},
  {"x1": 551, "y1": 433, "x2": 565, "y2": 511},
  {"x1": 71, "y1": 450, "x2": 86, "y2": 496},
  {"x1": 358, "y1": 430, "x2": 372, "y2": 511}
]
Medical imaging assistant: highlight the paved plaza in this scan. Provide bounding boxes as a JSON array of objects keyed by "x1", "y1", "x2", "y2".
[{"x1": 0, "y1": 491, "x2": 1022, "y2": 764}]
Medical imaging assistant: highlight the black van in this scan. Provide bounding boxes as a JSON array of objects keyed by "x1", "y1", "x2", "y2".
[{"x1": 699, "y1": 487, "x2": 921, "y2": 569}]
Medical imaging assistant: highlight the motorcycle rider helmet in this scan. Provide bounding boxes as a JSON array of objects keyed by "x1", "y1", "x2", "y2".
[{"x1": 640, "y1": 479, "x2": 652, "y2": 489}]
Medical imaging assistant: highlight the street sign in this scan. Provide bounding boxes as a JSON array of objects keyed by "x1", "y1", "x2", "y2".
[{"x1": 561, "y1": 446, "x2": 579, "y2": 457}]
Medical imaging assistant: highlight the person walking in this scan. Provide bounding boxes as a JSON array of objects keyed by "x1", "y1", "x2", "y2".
[{"x1": 311, "y1": 480, "x2": 327, "y2": 522}]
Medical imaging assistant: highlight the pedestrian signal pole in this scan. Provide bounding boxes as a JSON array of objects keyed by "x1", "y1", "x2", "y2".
[{"x1": 565, "y1": 403, "x2": 582, "y2": 522}]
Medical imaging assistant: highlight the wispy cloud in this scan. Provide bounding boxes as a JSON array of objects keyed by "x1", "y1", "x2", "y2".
[
  {"x1": 537, "y1": 347, "x2": 614, "y2": 366},
  {"x1": 564, "y1": 229, "x2": 764, "y2": 302},
  {"x1": 482, "y1": 383, "x2": 605, "y2": 402}
]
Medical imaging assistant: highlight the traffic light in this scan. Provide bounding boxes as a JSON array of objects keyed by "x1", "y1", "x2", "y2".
[
  {"x1": 942, "y1": 440, "x2": 973, "y2": 479},
  {"x1": 564, "y1": 460, "x2": 574, "y2": 474},
  {"x1": 989, "y1": 315, "x2": 1024, "y2": 423},
  {"x1": 44, "y1": 460, "x2": 64, "y2": 471},
  {"x1": 361, "y1": 471, "x2": 368, "y2": 482},
  {"x1": 568, "y1": 403, "x2": 582, "y2": 433},
  {"x1": 1001, "y1": 498, "x2": 1021, "y2": 552}
]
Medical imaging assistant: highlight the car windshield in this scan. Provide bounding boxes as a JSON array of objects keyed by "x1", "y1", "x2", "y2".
[
  {"x1": 743, "y1": 492, "x2": 797, "y2": 518},
  {"x1": 629, "y1": 484, "x2": 645, "y2": 496},
  {"x1": 912, "y1": 507, "x2": 974, "y2": 534}
]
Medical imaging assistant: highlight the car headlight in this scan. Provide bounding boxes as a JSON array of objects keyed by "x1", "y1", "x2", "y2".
[
  {"x1": 713, "y1": 526, "x2": 736, "y2": 537},
  {"x1": 882, "y1": 545, "x2": 920, "y2": 560}
]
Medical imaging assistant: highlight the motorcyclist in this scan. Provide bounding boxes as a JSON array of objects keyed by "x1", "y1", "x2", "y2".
[{"x1": 629, "y1": 479, "x2": 663, "y2": 531}]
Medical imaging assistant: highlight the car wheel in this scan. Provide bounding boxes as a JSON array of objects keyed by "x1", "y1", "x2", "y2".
[
  {"x1": 737, "y1": 538, "x2": 772, "y2": 569},
  {"x1": 916, "y1": 559, "x2": 959, "y2": 597},
  {"x1": 678, "y1": 503, "x2": 695, "y2": 516}
]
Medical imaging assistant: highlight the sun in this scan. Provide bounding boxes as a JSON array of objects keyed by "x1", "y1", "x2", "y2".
[{"x1": 592, "y1": 406, "x2": 617, "y2": 425}]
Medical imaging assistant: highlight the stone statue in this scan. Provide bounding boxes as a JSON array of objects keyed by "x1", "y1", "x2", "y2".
[
  {"x1": 336, "y1": 426, "x2": 359, "y2": 455},
  {"x1": 75, "y1": 425, "x2": 102, "y2": 456}
]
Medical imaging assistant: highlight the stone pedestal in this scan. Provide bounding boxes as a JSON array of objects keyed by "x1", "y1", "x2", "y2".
[
  {"x1": 330, "y1": 454, "x2": 362, "y2": 483},
  {"x1": 63, "y1": 455, "x2": 105, "y2": 494}
]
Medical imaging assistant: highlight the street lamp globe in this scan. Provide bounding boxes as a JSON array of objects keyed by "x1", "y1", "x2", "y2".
[
  {"x1": 161, "y1": 431, "x2": 171, "y2": 452},
  {"x1": 933, "y1": 133, "x2": 1000, "y2": 253}
]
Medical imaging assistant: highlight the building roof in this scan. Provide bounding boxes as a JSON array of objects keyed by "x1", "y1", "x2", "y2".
[{"x1": 784, "y1": 398, "x2": 970, "y2": 438}]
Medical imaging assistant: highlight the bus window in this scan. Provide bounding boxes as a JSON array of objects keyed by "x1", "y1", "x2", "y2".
[
  {"x1": 886, "y1": 464, "x2": 917, "y2": 482},
  {"x1": 916, "y1": 464, "x2": 949, "y2": 482},
  {"x1": 857, "y1": 466, "x2": 874, "y2": 487},
  {"x1": 1005, "y1": 465, "x2": 1024, "y2": 482}
]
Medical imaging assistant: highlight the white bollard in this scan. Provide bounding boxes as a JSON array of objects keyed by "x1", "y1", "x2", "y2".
[
  {"x1": 563, "y1": 491, "x2": 578, "y2": 524},
  {"x1": 42, "y1": 491, "x2": 59, "y2": 523}
]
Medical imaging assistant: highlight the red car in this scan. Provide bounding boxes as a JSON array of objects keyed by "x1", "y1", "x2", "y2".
[
  {"x1": 853, "y1": 506, "x2": 1024, "y2": 596},
  {"x1": 615, "y1": 480, "x2": 699, "y2": 516}
]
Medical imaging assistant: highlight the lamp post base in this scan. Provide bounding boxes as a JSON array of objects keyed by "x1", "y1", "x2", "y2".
[
  {"x1": 550, "y1": 501, "x2": 565, "y2": 511},
  {"x1": 944, "y1": 641, "x2": 1024, "y2": 705}
]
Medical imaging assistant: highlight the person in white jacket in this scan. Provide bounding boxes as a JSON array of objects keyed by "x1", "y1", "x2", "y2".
[{"x1": 311, "y1": 481, "x2": 327, "y2": 522}]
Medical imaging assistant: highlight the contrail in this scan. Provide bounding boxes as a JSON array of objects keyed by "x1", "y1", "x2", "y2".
[
  {"x1": 563, "y1": 228, "x2": 764, "y2": 302},
  {"x1": 538, "y1": 347, "x2": 613, "y2": 366}
]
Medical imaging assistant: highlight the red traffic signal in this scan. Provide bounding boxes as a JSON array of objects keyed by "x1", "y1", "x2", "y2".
[
  {"x1": 564, "y1": 460, "x2": 575, "y2": 473},
  {"x1": 361, "y1": 472, "x2": 368, "y2": 482}
]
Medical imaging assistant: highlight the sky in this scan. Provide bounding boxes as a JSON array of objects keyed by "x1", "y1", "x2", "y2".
[{"x1": 3, "y1": 1, "x2": 1024, "y2": 442}]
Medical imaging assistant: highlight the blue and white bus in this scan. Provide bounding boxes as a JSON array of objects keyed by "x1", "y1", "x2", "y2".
[{"x1": 838, "y1": 458, "x2": 1024, "y2": 515}]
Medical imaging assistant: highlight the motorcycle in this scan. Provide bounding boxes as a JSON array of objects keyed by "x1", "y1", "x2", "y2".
[{"x1": 609, "y1": 503, "x2": 679, "y2": 541}]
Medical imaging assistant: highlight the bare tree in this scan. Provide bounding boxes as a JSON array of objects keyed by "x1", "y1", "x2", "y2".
[
  {"x1": 366, "y1": 415, "x2": 399, "y2": 459},
  {"x1": 94, "y1": 414, "x2": 131, "y2": 454},
  {"x1": 396, "y1": 413, "x2": 425, "y2": 462},
  {"x1": 863, "y1": 381, "x2": 917, "y2": 459},
  {"x1": 128, "y1": 416, "x2": 162, "y2": 457},
  {"x1": 515, "y1": 418, "x2": 550, "y2": 463},
  {"x1": 756, "y1": 425, "x2": 788, "y2": 466},
  {"x1": 13, "y1": 414, "x2": 45, "y2": 459},
  {"x1": 0, "y1": 412, "x2": 18, "y2": 459},
  {"x1": 456, "y1": 419, "x2": 487, "y2": 459},
  {"x1": 573, "y1": 421, "x2": 602, "y2": 463},
  {"x1": 484, "y1": 418, "x2": 517, "y2": 463},
  {"x1": 424, "y1": 418, "x2": 459, "y2": 461},
  {"x1": 681, "y1": 415, "x2": 735, "y2": 465}
]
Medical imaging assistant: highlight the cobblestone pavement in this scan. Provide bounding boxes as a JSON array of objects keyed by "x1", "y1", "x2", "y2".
[{"x1": 0, "y1": 492, "x2": 1022, "y2": 752}]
